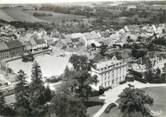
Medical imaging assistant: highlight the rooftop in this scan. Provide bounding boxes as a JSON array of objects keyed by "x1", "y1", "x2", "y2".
[
  {"x1": 95, "y1": 56, "x2": 123, "y2": 70},
  {"x1": 34, "y1": 38, "x2": 46, "y2": 45},
  {"x1": 6, "y1": 40, "x2": 24, "y2": 49},
  {"x1": 0, "y1": 41, "x2": 9, "y2": 51}
]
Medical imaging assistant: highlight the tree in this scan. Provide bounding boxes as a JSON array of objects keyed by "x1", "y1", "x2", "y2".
[
  {"x1": 0, "y1": 91, "x2": 15, "y2": 116},
  {"x1": 0, "y1": 91, "x2": 6, "y2": 116},
  {"x1": 15, "y1": 70, "x2": 30, "y2": 116},
  {"x1": 44, "y1": 85, "x2": 52, "y2": 102},
  {"x1": 119, "y1": 86, "x2": 154, "y2": 117},
  {"x1": 127, "y1": 36, "x2": 133, "y2": 43},
  {"x1": 161, "y1": 73, "x2": 166, "y2": 83},
  {"x1": 52, "y1": 92, "x2": 87, "y2": 117},
  {"x1": 28, "y1": 61, "x2": 49, "y2": 116},
  {"x1": 64, "y1": 70, "x2": 97, "y2": 100},
  {"x1": 99, "y1": 43, "x2": 108, "y2": 56},
  {"x1": 131, "y1": 48, "x2": 147, "y2": 59},
  {"x1": 63, "y1": 66, "x2": 70, "y2": 79},
  {"x1": 69, "y1": 54, "x2": 93, "y2": 71}
]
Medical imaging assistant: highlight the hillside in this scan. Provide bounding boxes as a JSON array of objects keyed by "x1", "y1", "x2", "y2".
[
  {"x1": 0, "y1": 7, "x2": 45, "y2": 23},
  {"x1": 0, "y1": 9, "x2": 15, "y2": 21}
]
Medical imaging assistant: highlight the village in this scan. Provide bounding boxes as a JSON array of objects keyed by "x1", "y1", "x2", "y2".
[{"x1": 0, "y1": 2, "x2": 166, "y2": 117}]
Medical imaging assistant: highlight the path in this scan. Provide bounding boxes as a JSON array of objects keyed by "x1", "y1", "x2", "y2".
[{"x1": 93, "y1": 81, "x2": 166, "y2": 117}]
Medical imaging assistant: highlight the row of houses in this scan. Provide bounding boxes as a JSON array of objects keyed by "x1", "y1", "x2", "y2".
[
  {"x1": 60, "y1": 24, "x2": 166, "y2": 49},
  {"x1": 0, "y1": 26, "x2": 50, "y2": 60},
  {"x1": 0, "y1": 38, "x2": 49, "y2": 60}
]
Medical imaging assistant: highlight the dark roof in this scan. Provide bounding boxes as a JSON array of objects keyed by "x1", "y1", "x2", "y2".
[
  {"x1": 34, "y1": 38, "x2": 46, "y2": 45},
  {"x1": 6, "y1": 40, "x2": 24, "y2": 49},
  {"x1": 0, "y1": 41, "x2": 8, "y2": 51},
  {"x1": 100, "y1": 31, "x2": 110, "y2": 38}
]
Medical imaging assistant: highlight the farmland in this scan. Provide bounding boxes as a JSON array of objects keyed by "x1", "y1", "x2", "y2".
[
  {"x1": 2, "y1": 7, "x2": 46, "y2": 23},
  {"x1": 25, "y1": 9, "x2": 86, "y2": 24},
  {"x1": 0, "y1": 7, "x2": 87, "y2": 24},
  {"x1": 0, "y1": 9, "x2": 15, "y2": 21}
]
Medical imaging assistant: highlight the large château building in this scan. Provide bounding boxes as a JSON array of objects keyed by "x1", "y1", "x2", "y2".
[
  {"x1": 91, "y1": 56, "x2": 128, "y2": 88},
  {"x1": 0, "y1": 40, "x2": 24, "y2": 60}
]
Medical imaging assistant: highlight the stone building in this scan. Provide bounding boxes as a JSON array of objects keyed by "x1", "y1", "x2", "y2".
[
  {"x1": 91, "y1": 56, "x2": 128, "y2": 88},
  {"x1": 0, "y1": 42, "x2": 10, "y2": 60},
  {"x1": 6, "y1": 40, "x2": 24, "y2": 57}
]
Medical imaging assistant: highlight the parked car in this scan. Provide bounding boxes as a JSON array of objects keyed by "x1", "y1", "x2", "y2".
[{"x1": 104, "y1": 103, "x2": 116, "y2": 113}]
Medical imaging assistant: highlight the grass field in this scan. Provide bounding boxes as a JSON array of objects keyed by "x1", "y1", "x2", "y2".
[
  {"x1": 25, "y1": 9, "x2": 86, "y2": 24},
  {"x1": 0, "y1": 9, "x2": 15, "y2": 21},
  {"x1": 0, "y1": 7, "x2": 86, "y2": 24},
  {"x1": 1, "y1": 8, "x2": 46, "y2": 22},
  {"x1": 87, "y1": 105, "x2": 102, "y2": 117}
]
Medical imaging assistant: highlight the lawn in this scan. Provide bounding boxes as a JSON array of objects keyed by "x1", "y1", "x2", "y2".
[
  {"x1": 4, "y1": 94, "x2": 15, "y2": 105},
  {"x1": 99, "y1": 86, "x2": 166, "y2": 117},
  {"x1": 87, "y1": 105, "x2": 102, "y2": 117}
]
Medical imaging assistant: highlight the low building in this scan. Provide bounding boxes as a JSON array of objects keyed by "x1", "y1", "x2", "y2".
[
  {"x1": 0, "y1": 42, "x2": 10, "y2": 60},
  {"x1": 34, "y1": 38, "x2": 48, "y2": 50},
  {"x1": 91, "y1": 56, "x2": 128, "y2": 88},
  {"x1": 6, "y1": 40, "x2": 24, "y2": 57},
  {"x1": 82, "y1": 31, "x2": 101, "y2": 47}
]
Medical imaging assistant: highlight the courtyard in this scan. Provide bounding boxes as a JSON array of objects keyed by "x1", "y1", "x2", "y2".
[{"x1": 7, "y1": 52, "x2": 71, "y2": 81}]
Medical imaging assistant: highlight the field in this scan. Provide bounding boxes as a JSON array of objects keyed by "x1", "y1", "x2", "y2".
[
  {"x1": 2, "y1": 8, "x2": 45, "y2": 22},
  {"x1": 0, "y1": 7, "x2": 86, "y2": 24},
  {"x1": 25, "y1": 9, "x2": 86, "y2": 24},
  {"x1": 0, "y1": 9, "x2": 15, "y2": 21}
]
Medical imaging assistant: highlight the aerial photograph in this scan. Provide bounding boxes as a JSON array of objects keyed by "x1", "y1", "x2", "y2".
[{"x1": 0, "y1": 0, "x2": 166, "y2": 117}]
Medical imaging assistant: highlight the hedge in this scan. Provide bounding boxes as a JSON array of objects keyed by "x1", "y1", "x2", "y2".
[{"x1": 119, "y1": 80, "x2": 127, "y2": 84}]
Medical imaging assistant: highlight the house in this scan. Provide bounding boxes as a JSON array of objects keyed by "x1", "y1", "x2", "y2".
[
  {"x1": 6, "y1": 40, "x2": 24, "y2": 57},
  {"x1": 29, "y1": 38, "x2": 37, "y2": 51},
  {"x1": 127, "y1": 5, "x2": 137, "y2": 10},
  {"x1": 0, "y1": 42, "x2": 10, "y2": 60},
  {"x1": 34, "y1": 38, "x2": 48, "y2": 50},
  {"x1": 24, "y1": 41, "x2": 32, "y2": 53},
  {"x1": 91, "y1": 56, "x2": 128, "y2": 88},
  {"x1": 82, "y1": 31, "x2": 101, "y2": 47}
]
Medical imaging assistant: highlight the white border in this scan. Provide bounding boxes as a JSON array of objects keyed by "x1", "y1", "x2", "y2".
[{"x1": 0, "y1": 0, "x2": 164, "y2": 4}]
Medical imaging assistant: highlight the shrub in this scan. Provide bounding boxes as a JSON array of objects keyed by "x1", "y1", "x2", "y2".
[
  {"x1": 84, "y1": 101, "x2": 104, "y2": 107},
  {"x1": 135, "y1": 77, "x2": 147, "y2": 83},
  {"x1": 46, "y1": 76, "x2": 62, "y2": 83},
  {"x1": 99, "y1": 86, "x2": 105, "y2": 95},
  {"x1": 90, "y1": 90, "x2": 100, "y2": 97},
  {"x1": 104, "y1": 103, "x2": 116, "y2": 113},
  {"x1": 33, "y1": 12, "x2": 53, "y2": 17},
  {"x1": 119, "y1": 80, "x2": 127, "y2": 85},
  {"x1": 125, "y1": 76, "x2": 135, "y2": 82},
  {"x1": 84, "y1": 96, "x2": 104, "y2": 107},
  {"x1": 103, "y1": 86, "x2": 112, "y2": 91}
]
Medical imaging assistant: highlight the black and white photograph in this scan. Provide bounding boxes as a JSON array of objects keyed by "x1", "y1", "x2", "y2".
[{"x1": 0, "y1": 0, "x2": 166, "y2": 117}]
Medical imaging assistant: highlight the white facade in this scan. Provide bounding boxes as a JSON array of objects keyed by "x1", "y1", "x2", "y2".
[{"x1": 91, "y1": 57, "x2": 128, "y2": 88}]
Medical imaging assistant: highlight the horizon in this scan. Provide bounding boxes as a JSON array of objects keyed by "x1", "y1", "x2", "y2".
[{"x1": 0, "y1": 0, "x2": 165, "y2": 4}]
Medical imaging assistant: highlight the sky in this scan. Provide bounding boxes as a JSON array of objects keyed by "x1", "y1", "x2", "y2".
[{"x1": 0, "y1": 0, "x2": 164, "y2": 4}]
